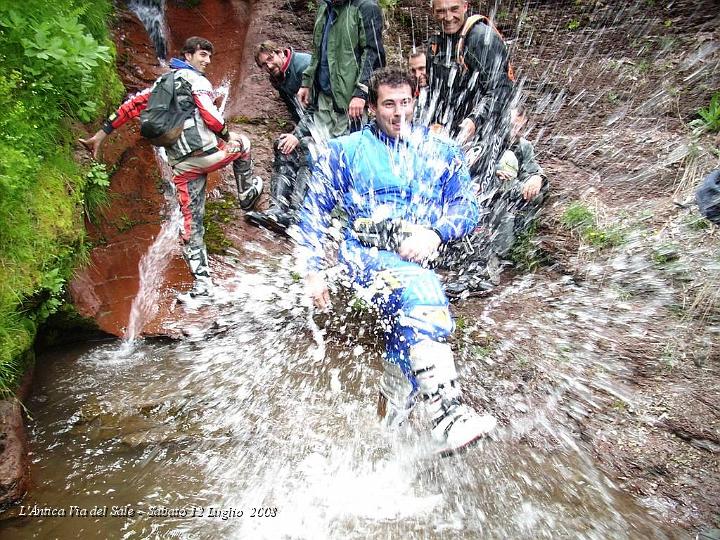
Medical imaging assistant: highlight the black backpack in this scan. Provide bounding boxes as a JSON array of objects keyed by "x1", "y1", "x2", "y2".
[{"x1": 140, "y1": 71, "x2": 196, "y2": 147}]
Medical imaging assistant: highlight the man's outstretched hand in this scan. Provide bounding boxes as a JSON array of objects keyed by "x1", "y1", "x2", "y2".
[
  {"x1": 79, "y1": 130, "x2": 108, "y2": 159},
  {"x1": 398, "y1": 228, "x2": 441, "y2": 264},
  {"x1": 305, "y1": 271, "x2": 331, "y2": 311}
]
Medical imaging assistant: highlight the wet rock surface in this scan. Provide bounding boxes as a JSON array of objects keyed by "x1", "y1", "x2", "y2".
[{"x1": 0, "y1": 401, "x2": 28, "y2": 509}]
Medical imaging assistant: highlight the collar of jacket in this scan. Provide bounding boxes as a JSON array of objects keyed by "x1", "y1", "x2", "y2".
[
  {"x1": 169, "y1": 57, "x2": 204, "y2": 74},
  {"x1": 367, "y1": 121, "x2": 413, "y2": 148},
  {"x1": 280, "y1": 48, "x2": 293, "y2": 76}
]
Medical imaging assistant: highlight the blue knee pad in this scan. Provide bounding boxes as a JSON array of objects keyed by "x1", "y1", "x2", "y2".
[{"x1": 342, "y1": 246, "x2": 454, "y2": 382}]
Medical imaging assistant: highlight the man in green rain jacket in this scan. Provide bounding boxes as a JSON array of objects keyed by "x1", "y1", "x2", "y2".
[{"x1": 296, "y1": 0, "x2": 385, "y2": 137}]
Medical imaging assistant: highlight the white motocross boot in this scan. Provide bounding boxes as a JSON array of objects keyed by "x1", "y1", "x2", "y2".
[
  {"x1": 410, "y1": 340, "x2": 497, "y2": 456},
  {"x1": 178, "y1": 246, "x2": 214, "y2": 304}
]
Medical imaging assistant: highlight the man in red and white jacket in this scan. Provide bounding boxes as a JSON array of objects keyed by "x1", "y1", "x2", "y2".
[{"x1": 80, "y1": 36, "x2": 263, "y2": 301}]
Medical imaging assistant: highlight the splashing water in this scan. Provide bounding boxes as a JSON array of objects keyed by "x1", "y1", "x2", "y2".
[
  {"x1": 5, "y1": 252, "x2": 680, "y2": 538},
  {"x1": 123, "y1": 152, "x2": 181, "y2": 344},
  {"x1": 127, "y1": 0, "x2": 168, "y2": 59},
  {"x1": 122, "y1": 205, "x2": 181, "y2": 344}
]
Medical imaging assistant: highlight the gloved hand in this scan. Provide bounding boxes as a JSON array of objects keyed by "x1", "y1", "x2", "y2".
[{"x1": 398, "y1": 227, "x2": 441, "y2": 264}]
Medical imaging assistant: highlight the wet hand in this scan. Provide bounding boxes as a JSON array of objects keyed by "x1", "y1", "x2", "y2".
[
  {"x1": 522, "y1": 175, "x2": 543, "y2": 200},
  {"x1": 78, "y1": 130, "x2": 107, "y2": 159},
  {"x1": 226, "y1": 132, "x2": 249, "y2": 155},
  {"x1": 398, "y1": 228, "x2": 441, "y2": 264},
  {"x1": 348, "y1": 97, "x2": 366, "y2": 120},
  {"x1": 306, "y1": 272, "x2": 331, "y2": 311},
  {"x1": 456, "y1": 118, "x2": 476, "y2": 145},
  {"x1": 297, "y1": 87, "x2": 310, "y2": 109},
  {"x1": 278, "y1": 133, "x2": 299, "y2": 155},
  {"x1": 496, "y1": 169, "x2": 514, "y2": 182}
]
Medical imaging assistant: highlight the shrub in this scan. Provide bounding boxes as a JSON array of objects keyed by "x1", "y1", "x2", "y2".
[
  {"x1": 561, "y1": 202, "x2": 625, "y2": 249},
  {"x1": 690, "y1": 92, "x2": 720, "y2": 134},
  {"x1": 0, "y1": 0, "x2": 122, "y2": 395}
]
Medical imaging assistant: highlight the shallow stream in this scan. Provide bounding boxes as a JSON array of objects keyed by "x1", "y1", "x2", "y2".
[{"x1": 0, "y1": 256, "x2": 682, "y2": 539}]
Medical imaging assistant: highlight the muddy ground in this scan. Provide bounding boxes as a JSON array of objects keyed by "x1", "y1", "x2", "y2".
[{"x1": 225, "y1": 0, "x2": 720, "y2": 536}]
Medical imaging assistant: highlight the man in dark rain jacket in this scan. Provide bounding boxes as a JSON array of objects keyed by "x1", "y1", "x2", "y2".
[
  {"x1": 246, "y1": 41, "x2": 313, "y2": 233},
  {"x1": 424, "y1": 0, "x2": 514, "y2": 191}
]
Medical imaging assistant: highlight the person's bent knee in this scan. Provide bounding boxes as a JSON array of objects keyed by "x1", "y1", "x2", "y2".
[{"x1": 399, "y1": 304, "x2": 454, "y2": 341}]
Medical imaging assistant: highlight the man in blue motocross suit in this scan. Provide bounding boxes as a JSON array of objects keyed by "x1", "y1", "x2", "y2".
[{"x1": 295, "y1": 67, "x2": 496, "y2": 456}]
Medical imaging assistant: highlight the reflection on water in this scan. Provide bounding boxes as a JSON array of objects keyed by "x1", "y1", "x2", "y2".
[{"x1": 0, "y1": 256, "x2": 680, "y2": 540}]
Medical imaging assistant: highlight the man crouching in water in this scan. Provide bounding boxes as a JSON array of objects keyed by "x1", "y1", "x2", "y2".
[{"x1": 294, "y1": 67, "x2": 496, "y2": 456}]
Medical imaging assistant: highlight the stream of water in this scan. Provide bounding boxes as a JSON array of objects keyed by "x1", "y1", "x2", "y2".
[{"x1": 0, "y1": 248, "x2": 683, "y2": 539}]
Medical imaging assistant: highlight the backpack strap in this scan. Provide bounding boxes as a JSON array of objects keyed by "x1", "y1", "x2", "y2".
[{"x1": 456, "y1": 14, "x2": 516, "y2": 81}]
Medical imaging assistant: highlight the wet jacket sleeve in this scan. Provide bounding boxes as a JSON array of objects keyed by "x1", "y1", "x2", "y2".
[
  {"x1": 192, "y1": 77, "x2": 229, "y2": 140},
  {"x1": 101, "y1": 88, "x2": 152, "y2": 134},
  {"x1": 293, "y1": 105, "x2": 316, "y2": 139},
  {"x1": 432, "y1": 145, "x2": 479, "y2": 242},
  {"x1": 517, "y1": 138, "x2": 545, "y2": 183},
  {"x1": 301, "y1": 5, "x2": 325, "y2": 89},
  {"x1": 353, "y1": 1, "x2": 386, "y2": 100},
  {"x1": 463, "y1": 25, "x2": 513, "y2": 128},
  {"x1": 295, "y1": 141, "x2": 348, "y2": 272}
]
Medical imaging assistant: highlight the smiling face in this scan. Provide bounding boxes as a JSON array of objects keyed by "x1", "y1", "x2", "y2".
[
  {"x1": 432, "y1": 0, "x2": 468, "y2": 35},
  {"x1": 184, "y1": 49, "x2": 212, "y2": 73},
  {"x1": 256, "y1": 50, "x2": 285, "y2": 77},
  {"x1": 370, "y1": 82, "x2": 415, "y2": 139}
]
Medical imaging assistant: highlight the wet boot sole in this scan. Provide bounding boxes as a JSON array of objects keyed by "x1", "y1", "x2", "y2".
[
  {"x1": 434, "y1": 433, "x2": 485, "y2": 459},
  {"x1": 245, "y1": 213, "x2": 290, "y2": 236}
]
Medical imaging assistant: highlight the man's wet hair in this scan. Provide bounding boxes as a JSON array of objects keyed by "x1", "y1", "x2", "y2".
[
  {"x1": 368, "y1": 67, "x2": 414, "y2": 105},
  {"x1": 181, "y1": 37, "x2": 214, "y2": 56},
  {"x1": 409, "y1": 50, "x2": 426, "y2": 62},
  {"x1": 254, "y1": 40, "x2": 284, "y2": 67}
]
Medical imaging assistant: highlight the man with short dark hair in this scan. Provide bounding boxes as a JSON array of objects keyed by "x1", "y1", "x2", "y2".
[
  {"x1": 246, "y1": 41, "x2": 313, "y2": 233},
  {"x1": 296, "y1": 67, "x2": 496, "y2": 456},
  {"x1": 80, "y1": 36, "x2": 263, "y2": 301},
  {"x1": 296, "y1": 0, "x2": 386, "y2": 137}
]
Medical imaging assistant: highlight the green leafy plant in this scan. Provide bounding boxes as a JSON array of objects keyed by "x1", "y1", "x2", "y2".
[
  {"x1": 86, "y1": 162, "x2": 110, "y2": 188},
  {"x1": 567, "y1": 19, "x2": 581, "y2": 31},
  {"x1": 84, "y1": 162, "x2": 112, "y2": 222},
  {"x1": 561, "y1": 202, "x2": 595, "y2": 229},
  {"x1": 510, "y1": 221, "x2": 547, "y2": 272},
  {"x1": 690, "y1": 92, "x2": 720, "y2": 134},
  {"x1": 0, "y1": 0, "x2": 121, "y2": 396},
  {"x1": 379, "y1": 0, "x2": 399, "y2": 9},
  {"x1": 561, "y1": 202, "x2": 625, "y2": 249}
]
